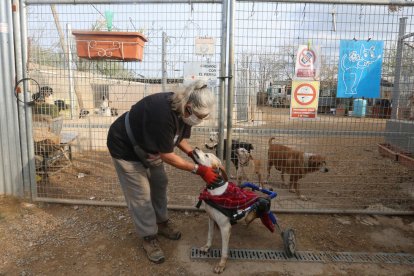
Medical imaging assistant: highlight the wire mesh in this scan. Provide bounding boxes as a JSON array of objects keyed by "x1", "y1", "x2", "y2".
[{"x1": 24, "y1": 1, "x2": 414, "y2": 214}]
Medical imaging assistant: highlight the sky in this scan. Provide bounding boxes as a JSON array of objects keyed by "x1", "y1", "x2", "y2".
[{"x1": 26, "y1": 2, "x2": 413, "y2": 81}]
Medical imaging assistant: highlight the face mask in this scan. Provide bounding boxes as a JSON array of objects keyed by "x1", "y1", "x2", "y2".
[{"x1": 182, "y1": 114, "x2": 203, "y2": 126}]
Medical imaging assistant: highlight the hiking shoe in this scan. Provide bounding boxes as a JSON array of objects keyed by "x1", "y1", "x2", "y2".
[
  {"x1": 157, "y1": 220, "x2": 182, "y2": 240},
  {"x1": 142, "y1": 235, "x2": 165, "y2": 264}
]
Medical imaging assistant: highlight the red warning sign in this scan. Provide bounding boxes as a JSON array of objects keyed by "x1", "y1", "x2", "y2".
[
  {"x1": 290, "y1": 80, "x2": 320, "y2": 119},
  {"x1": 293, "y1": 83, "x2": 317, "y2": 106},
  {"x1": 295, "y1": 45, "x2": 320, "y2": 79},
  {"x1": 298, "y1": 48, "x2": 316, "y2": 67}
]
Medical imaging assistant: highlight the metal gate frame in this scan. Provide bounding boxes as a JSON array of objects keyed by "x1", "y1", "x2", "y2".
[{"x1": 12, "y1": 0, "x2": 414, "y2": 215}]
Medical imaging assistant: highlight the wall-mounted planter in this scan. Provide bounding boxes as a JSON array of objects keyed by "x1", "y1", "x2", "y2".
[{"x1": 72, "y1": 30, "x2": 148, "y2": 61}]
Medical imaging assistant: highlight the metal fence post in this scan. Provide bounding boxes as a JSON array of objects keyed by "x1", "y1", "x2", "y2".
[{"x1": 391, "y1": 17, "x2": 407, "y2": 120}]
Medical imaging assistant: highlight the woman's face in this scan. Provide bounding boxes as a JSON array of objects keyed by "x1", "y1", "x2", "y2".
[{"x1": 182, "y1": 104, "x2": 209, "y2": 126}]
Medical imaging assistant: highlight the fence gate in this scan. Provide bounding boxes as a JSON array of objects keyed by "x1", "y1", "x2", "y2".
[{"x1": 23, "y1": 0, "x2": 414, "y2": 214}]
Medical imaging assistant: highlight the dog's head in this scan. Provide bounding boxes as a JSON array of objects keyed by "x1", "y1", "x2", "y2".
[
  {"x1": 192, "y1": 148, "x2": 228, "y2": 181},
  {"x1": 194, "y1": 147, "x2": 222, "y2": 168},
  {"x1": 307, "y1": 154, "x2": 328, "y2": 173},
  {"x1": 235, "y1": 147, "x2": 253, "y2": 166},
  {"x1": 40, "y1": 86, "x2": 53, "y2": 97},
  {"x1": 205, "y1": 131, "x2": 219, "y2": 149}
]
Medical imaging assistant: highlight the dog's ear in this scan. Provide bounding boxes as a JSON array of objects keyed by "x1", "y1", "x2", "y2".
[{"x1": 248, "y1": 144, "x2": 254, "y2": 152}]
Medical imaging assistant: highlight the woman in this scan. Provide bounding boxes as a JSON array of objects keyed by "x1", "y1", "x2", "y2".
[{"x1": 107, "y1": 80, "x2": 222, "y2": 264}]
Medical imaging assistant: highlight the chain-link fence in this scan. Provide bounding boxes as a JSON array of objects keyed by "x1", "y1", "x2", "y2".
[{"x1": 23, "y1": 0, "x2": 414, "y2": 214}]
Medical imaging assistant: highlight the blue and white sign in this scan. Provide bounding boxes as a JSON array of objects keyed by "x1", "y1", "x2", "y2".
[{"x1": 337, "y1": 40, "x2": 384, "y2": 98}]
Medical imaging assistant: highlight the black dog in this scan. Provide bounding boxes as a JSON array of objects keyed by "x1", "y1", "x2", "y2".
[
  {"x1": 54, "y1": 100, "x2": 70, "y2": 112},
  {"x1": 32, "y1": 86, "x2": 53, "y2": 103},
  {"x1": 79, "y1": 108, "x2": 90, "y2": 118},
  {"x1": 205, "y1": 133, "x2": 254, "y2": 172}
]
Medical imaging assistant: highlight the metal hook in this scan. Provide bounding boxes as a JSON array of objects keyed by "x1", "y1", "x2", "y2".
[
  {"x1": 331, "y1": 6, "x2": 337, "y2": 32},
  {"x1": 301, "y1": 4, "x2": 307, "y2": 26},
  {"x1": 249, "y1": 2, "x2": 255, "y2": 18},
  {"x1": 274, "y1": 3, "x2": 279, "y2": 17}
]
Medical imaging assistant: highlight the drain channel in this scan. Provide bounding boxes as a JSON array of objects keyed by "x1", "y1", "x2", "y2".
[{"x1": 191, "y1": 247, "x2": 414, "y2": 265}]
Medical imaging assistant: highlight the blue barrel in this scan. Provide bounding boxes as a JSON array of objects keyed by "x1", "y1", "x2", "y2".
[{"x1": 353, "y1": 99, "x2": 367, "y2": 117}]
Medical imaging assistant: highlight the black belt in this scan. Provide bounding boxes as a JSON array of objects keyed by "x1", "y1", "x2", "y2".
[{"x1": 125, "y1": 112, "x2": 152, "y2": 168}]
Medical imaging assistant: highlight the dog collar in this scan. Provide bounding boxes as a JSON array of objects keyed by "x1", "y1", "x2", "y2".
[
  {"x1": 207, "y1": 182, "x2": 228, "y2": 196},
  {"x1": 207, "y1": 180, "x2": 226, "y2": 190},
  {"x1": 239, "y1": 159, "x2": 250, "y2": 167},
  {"x1": 304, "y1": 152, "x2": 312, "y2": 168}
]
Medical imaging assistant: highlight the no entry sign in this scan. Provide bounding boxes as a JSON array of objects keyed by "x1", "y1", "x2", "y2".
[{"x1": 290, "y1": 80, "x2": 320, "y2": 119}]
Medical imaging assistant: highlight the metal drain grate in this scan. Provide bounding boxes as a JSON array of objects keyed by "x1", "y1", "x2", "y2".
[{"x1": 191, "y1": 247, "x2": 414, "y2": 265}]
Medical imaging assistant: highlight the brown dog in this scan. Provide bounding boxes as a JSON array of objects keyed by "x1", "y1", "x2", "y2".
[{"x1": 267, "y1": 137, "x2": 328, "y2": 200}]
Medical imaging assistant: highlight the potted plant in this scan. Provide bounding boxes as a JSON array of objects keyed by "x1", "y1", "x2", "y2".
[{"x1": 72, "y1": 11, "x2": 147, "y2": 61}]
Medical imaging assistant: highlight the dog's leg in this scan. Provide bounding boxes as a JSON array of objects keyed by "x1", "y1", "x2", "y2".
[
  {"x1": 281, "y1": 172, "x2": 289, "y2": 188},
  {"x1": 290, "y1": 175, "x2": 307, "y2": 201},
  {"x1": 288, "y1": 174, "x2": 295, "y2": 193},
  {"x1": 239, "y1": 166, "x2": 248, "y2": 184},
  {"x1": 257, "y1": 172, "x2": 262, "y2": 188},
  {"x1": 236, "y1": 167, "x2": 241, "y2": 184},
  {"x1": 214, "y1": 220, "x2": 231, "y2": 274},
  {"x1": 266, "y1": 160, "x2": 273, "y2": 183},
  {"x1": 200, "y1": 213, "x2": 215, "y2": 253}
]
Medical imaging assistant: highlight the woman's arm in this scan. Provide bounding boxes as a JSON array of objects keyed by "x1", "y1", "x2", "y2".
[
  {"x1": 176, "y1": 139, "x2": 192, "y2": 155},
  {"x1": 160, "y1": 152, "x2": 196, "y2": 172}
]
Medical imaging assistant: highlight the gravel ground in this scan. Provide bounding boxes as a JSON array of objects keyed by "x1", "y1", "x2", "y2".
[{"x1": 1, "y1": 196, "x2": 414, "y2": 275}]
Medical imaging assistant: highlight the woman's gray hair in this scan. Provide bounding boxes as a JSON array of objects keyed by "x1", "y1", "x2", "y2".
[{"x1": 171, "y1": 80, "x2": 215, "y2": 116}]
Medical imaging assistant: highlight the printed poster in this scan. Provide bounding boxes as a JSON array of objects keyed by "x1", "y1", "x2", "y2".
[
  {"x1": 290, "y1": 80, "x2": 320, "y2": 119},
  {"x1": 337, "y1": 40, "x2": 384, "y2": 98},
  {"x1": 295, "y1": 45, "x2": 321, "y2": 79}
]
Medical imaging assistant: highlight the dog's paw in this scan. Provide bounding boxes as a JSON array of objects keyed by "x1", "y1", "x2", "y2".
[
  {"x1": 200, "y1": 245, "x2": 210, "y2": 254},
  {"x1": 213, "y1": 262, "x2": 226, "y2": 274},
  {"x1": 299, "y1": 195, "x2": 308, "y2": 201}
]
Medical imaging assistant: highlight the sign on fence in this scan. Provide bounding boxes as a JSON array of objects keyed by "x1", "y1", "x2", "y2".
[
  {"x1": 290, "y1": 80, "x2": 320, "y2": 119},
  {"x1": 195, "y1": 37, "x2": 216, "y2": 56},
  {"x1": 183, "y1": 61, "x2": 218, "y2": 87},
  {"x1": 337, "y1": 40, "x2": 384, "y2": 98},
  {"x1": 295, "y1": 45, "x2": 320, "y2": 79}
]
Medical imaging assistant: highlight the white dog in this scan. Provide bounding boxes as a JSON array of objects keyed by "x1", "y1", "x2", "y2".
[{"x1": 193, "y1": 148, "x2": 262, "y2": 274}]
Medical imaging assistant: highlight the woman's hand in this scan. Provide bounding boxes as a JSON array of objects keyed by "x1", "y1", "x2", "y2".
[{"x1": 194, "y1": 164, "x2": 224, "y2": 186}]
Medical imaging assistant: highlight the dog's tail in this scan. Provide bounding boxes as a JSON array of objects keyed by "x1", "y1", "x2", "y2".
[{"x1": 268, "y1": 137, "x2": 276, "y2": 146}]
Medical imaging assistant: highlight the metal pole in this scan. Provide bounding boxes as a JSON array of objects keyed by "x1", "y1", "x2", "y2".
[
  {"x1": 20, "y1": 0, "x2": 37, "y2": 199},
  {"x1": 13, "y1": 0, "x2": 31, "y2": 197},
  {"x1": 162, "y1": 32, "x2": 167, "y2": 92},
  {"x1": 217, "y1": 0, "x2": 228, "y2": 160},
  {"x1": 24, "y1": 0, "x2": 414, "y2": 6},
  {"x1": 225, "y1": 0, "x2": 235, "y2": 173},
  {"x1": 0, "y1": 5, "x2": 9, "y2": 194},
  {"x1": 0, "y1": 0, "x2": 24, "y2": 196},
  {"x1": 391, "y1": 17, "x2": 407, "y2": 120},
  {"x1": 67, "y1": 23, "x2": 76, "y2": 119},
  {"x1": 32, "y1": 197, "x2": 414, "y2": 216}
]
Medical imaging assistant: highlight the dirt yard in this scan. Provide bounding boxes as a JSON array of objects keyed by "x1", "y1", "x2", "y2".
[
  {"x1": 16, "y1": 106, "x2": 414, "y2": 274},
  {"x1": 1, "y1": 196, "x2": 413, "y2": 275}
]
